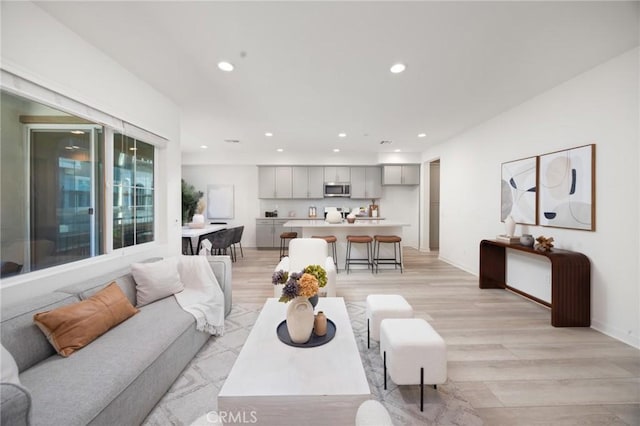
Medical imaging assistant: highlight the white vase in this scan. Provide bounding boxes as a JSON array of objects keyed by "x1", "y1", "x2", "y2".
[
  {"x1": 286, "y1": 296, "x2": 314, "y2": 344},
  {"x1": 505, "y1": 215, "x2": 516, "y2": 237},
  {"x1": 192, "y1": 214, "x2": 205, "y2": 224},
  {"x1": 325, "y1": 211, "x2": 342, "y2": 224}
]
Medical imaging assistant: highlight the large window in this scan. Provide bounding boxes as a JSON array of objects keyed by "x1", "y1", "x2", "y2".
[
  {"x1": 1, "y1": 89, "x2": 158, "y2": 278},
  {"x1": 113, "y1": 134, "x2": 155, "y2": 249}
]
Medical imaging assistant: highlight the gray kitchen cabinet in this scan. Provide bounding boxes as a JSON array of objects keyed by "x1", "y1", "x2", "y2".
[
  {"x1": 382, "y1": 164, "x2": 420, "y2": 185},
  {"x1": 307, "y1": 167, "x2": 324, "y2": 198},
  {"x1": 292, "y1": 166, "x2": 324, "y2": 199},
  {"x1": 324, "y1": 166, "x2": 350, "y2": 183},
  {"x1": 274, "y1": 167, "x2": 292, "y2": 198},
  {"x1": 256, "y1": 219, "x2": 275, "y2": 248},
  {"x1": 365, "y1": 166, "x2": 382, "y2": 198},
  {"x1": 350, "y1": 167, "x2": 366, "y2": 198},
  {"x1": 351, "y1": 166, "x2": 382, "y2": 199},
  {"x1": 256, "y1": 218, "x2": 300, "y2": 248},
  {"x1": 258, "y1": 166, "x2": 293, "y2": 198},
  {"x1": 258, "y1": 167, "x2": 276, "y2": 198},
  {"x1": 273, "y1": 219, "x2": 289, "y2": 246}
]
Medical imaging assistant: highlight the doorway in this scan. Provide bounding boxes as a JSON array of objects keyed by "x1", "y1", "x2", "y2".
[{"x1": 428, "y1": 160, "x2": 440, "y2": 250}]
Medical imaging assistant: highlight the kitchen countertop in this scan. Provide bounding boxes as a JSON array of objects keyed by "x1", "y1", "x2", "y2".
[
  {"x1": 257, "y1": 217, "x2": 385, "y2": 220},
  {"x1": 282, "y1": 220, "x2": 406, "y2": 227}
]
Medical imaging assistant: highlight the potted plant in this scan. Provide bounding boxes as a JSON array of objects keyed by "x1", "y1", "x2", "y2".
[{"x1": 181, "y1": 179, "x2": 203, "y2": 225}]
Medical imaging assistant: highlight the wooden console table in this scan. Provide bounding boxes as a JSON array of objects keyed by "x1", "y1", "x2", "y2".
[{"x1": 479, "y1": 239, "x2": 590, "y2": 327}]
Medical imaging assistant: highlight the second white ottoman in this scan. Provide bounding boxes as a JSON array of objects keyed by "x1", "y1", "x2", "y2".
[
  {"x1": 365, "y1": 294, "x2": 413, "y2": 348},
  {"x1": 380, "y1": 318, "x2": 447, "y2": 411}
]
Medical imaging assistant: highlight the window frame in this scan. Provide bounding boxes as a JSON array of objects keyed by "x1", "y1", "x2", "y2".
[{"x1": 1, "y1": 72, "x2": 167, "y2": 279}]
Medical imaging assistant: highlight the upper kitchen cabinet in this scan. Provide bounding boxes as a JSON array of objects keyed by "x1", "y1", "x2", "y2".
[
  {"x1": 382, "y1": 165, "x2": 420, "y2": 185},
  {"x1": 292, "y1": 166, "x2": 324, "y2": 199},
  {"x1": 324, "y1": 166, "x2": 350, "y2": 183},
  {"x1": 258, "y1": 166, "x2": 292, "y2": 198},
  {"x1": 350, "y1": 166, "x2": 382, "y2": 199}
]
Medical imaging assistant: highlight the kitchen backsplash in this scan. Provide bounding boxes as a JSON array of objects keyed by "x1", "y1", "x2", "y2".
[{"x1": 260, "y1": 199, "x2": 380, "y2": 218}]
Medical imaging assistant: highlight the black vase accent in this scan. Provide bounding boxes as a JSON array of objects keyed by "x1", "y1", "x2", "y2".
[{"x1": 308, "y1": 294, "x2": 319, "y2": 308}]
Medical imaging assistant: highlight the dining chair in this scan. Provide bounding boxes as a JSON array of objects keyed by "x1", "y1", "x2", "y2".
[{"x1": 230, "y1": 226, "x2": 244, "y2": 261}]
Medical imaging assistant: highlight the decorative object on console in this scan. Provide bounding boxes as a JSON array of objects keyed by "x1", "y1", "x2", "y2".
[
  {"x1": 504, "y1": 215, "x2": 516, "y2": 237},
  {"x1": 539, "y1": 144, "x2": 595, "y2": 231},
  {"x1": 520, "y1": 234, "x2": 535, "y2": 247},
  {"x1": 346, "y1": 212, "x2": 356, "y2": 223},
  {"x1": 496, "y1": 235, "x2": 520, "y2": 244},
  {"x1": 534, "y1": 235, "x2": 554, "y2": 252},
  {"x1": 501, "y1": 156, "x2": 538, "y2": 225}
]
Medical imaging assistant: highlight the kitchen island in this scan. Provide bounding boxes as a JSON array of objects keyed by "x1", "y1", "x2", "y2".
[{"x1": 283, "y1": 220, "x2": 409, "y2": 270}]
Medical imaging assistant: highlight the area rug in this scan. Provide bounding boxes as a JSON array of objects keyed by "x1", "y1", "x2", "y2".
[{"x1": 142, "y1": 302, "x2": 482, "y2": 426}]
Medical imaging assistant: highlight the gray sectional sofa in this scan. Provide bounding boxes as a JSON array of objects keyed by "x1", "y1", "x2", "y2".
[{"x1": 1, "y1": 255, "x2": 232, "y2": 426}]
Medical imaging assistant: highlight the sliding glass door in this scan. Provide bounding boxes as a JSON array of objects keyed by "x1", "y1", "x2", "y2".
[{"x1": 27, "y1": 125, "x2": 103, "y2": 271}]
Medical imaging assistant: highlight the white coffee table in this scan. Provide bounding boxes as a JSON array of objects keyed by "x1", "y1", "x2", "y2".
[{"x1": 218, "y1": 297, "x2": 371, "y2": 425}]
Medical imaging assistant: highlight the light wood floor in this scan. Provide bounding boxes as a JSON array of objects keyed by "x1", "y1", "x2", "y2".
[{"x1": 231, "y1": 247, "x2": 640, "y2": 425}]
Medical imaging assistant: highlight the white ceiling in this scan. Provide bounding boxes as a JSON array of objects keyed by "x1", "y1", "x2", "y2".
[{"x1": 35, "y1": 1, "x2": 639, "y2": 159}]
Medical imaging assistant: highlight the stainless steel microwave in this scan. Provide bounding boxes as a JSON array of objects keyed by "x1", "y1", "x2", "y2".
[{"x1": 324, "y1": 183, "x2": 351, "y2": 197}]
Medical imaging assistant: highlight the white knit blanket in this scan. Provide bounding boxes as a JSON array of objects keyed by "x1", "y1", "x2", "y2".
[{"x1": 174, "y1": 255, "x2": 225, "y2": 336}]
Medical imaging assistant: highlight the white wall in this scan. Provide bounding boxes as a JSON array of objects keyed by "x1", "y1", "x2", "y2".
[
  {"x1": 0, "y1": 2, "x2": 182, "y2": 304},
  {"x1": 181, "y1": 165, "x2": 260, "y2": 247},
  {"x1": 421, "y1": 48, "x2": 639, "y2": 347}
]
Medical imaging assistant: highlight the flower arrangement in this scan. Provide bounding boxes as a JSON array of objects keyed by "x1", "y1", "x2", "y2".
[{"x1": 272, "y1": 265, "x2": 327, "y2": 303}]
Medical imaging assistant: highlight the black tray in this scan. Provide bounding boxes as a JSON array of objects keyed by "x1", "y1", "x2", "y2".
[{"x1": 276, "y1": 319, "x2": 336, "y2": 348}]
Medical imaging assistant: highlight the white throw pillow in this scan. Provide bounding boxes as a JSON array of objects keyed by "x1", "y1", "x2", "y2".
[
  {"x1": 131, "y1": 257, "x2": 184, "y2": 307},
  {"x1": 1, "y1": 344, "x2": 20, "y2": 385}
]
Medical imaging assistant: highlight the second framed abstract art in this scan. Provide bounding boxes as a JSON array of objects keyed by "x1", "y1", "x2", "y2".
[{"x1": 538, "y1": 144, "x2": 595, "y2": 231}]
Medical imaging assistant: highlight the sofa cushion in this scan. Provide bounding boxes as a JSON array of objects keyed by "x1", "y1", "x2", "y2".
[
  {"x1": 33, "y1": 283, "x2": 139, "y2": 357},
  {"x1": 20, "y1": 296, "x2": 199, "y2": 426},
  {"x1": 56, "y1": 267, "x2": 137, "y2": 306},
  {"x1": 1, "y1": 292, "x2": 81, "y2": 372},
  {"x1": 131, "y1": 257, "x2": 184, "y2": 307}
]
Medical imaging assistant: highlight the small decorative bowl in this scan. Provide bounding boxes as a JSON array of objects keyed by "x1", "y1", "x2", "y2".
[
  {"x1": 188, "y1": 222, "x2": 205, "y2": 229},
  {"x1": 346, "y1": 217, "x2": 356, "y2": 224}
]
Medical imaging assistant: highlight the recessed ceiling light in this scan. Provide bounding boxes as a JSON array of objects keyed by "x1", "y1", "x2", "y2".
[
  {"x1": 418, "y1": 133, "x2": 426, "y2": 138},
  {"x1": 390, "y1": 63, "x2": 406, "y2": 74},
  {"x1": 333, "y1": 148, "x2": 340, "y2": 153},
  {"x1": 265, "y1": 132, "x2": 273, "y2": 137},
  {"x1": 200, "y1": 145, "x2": 208, "y2": 149},
  {"x1": 217, "y1": 61, "x2": 234, "y2": 72},
  {"x1": 224, "y1": 139, "x2": 240, "y2": 144},
  {"x1": 394, "y1": 149, "x2": 401, "y2": 153},
  {"x1": 276, "y1": 148, "x2": 284, "y2": 152},
  {"x1": 338, "y1": 133, "x2": 346, "y2": 138}
]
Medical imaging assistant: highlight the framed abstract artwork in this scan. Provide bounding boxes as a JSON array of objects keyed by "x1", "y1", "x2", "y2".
[
  {"x1": 538, "y1": 144, "x2": 595, "y2": 231},
  {"x1": 501, "y1": 156, "x2": 538, "y2": 224},
  {"x1": 207, "y1": 184, "x2": 234, "y2": 219}
]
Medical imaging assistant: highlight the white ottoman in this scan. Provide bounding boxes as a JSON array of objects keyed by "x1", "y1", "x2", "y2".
[
  {"x1": 365, "y1": 294, "x2": 413, "y2": 348},
  {"x1": 380, "y1": 318, "x2": 447, "y2": 412}
]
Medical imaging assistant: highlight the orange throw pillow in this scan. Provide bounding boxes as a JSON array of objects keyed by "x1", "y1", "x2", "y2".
[{"x1": 33, "y1": 282, "x2": 139, "y2": 357}]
